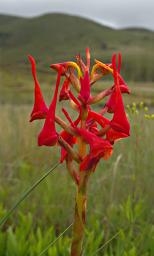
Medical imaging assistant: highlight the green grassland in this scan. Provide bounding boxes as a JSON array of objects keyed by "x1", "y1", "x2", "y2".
[
  {"x1": 0, "y1": 13, "x2": 154, "y2": 81},
  {"x1": 0, "y1": 76, "x2": 154, "y2": 255},
  {"x1": 0, "y1": 13, "x2": 154, "y2": 255},
  {"x1": 1, "y1": 68, "x2": 154, "y2": 109}
]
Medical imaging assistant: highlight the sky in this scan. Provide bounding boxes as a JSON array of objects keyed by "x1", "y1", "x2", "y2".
[{"x1": 0, "y1": 0, "x2": 154, "y2": 31}]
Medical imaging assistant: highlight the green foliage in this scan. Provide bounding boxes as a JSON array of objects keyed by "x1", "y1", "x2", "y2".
[
  {"x1": 0, "y1": 100, "x2": 153, "y2": 255},
  {"x1": 0, "y1": 13, "x2": 154, "y2": 81},
  {"x1": 0, "y1": 202, "x2": 153, "y2": 256}
]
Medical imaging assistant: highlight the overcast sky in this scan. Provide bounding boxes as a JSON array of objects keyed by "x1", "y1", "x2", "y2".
[{"x1": 0, "y1": 0, "x2": 154, "y2": 30}]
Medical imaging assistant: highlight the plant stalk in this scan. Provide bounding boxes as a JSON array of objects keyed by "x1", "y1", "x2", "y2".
[
  {"x1": 70, "y1": 172, "x2": 90, "y2": 256},
  {"x1": 71, "y1": 104, "x2": 90, "y2": 256}
]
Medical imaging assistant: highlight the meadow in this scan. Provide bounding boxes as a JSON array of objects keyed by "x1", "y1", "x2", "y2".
[
  {"x1": 1, "y1": 13, "x2": 154, "y2": 82},
  {"x1": 0, "y1": 12, "x2": 154, "y2": 255},
  {"x1": 0, "y1": 67, "x2": 154, "y2": 255}
]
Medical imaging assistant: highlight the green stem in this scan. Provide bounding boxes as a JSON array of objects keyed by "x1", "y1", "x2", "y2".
[
  {"x1": 70, "y1": 104, "x2": 89, "y2": 256},
  {"x1": 71, "y1": 172, "x2": 90, "y2": 256},
  {"x1": 0, "y1": 162, "x2": 60, "y2": 228}
]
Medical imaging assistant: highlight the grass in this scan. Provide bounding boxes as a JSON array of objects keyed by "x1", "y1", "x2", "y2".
[
  {"x1": 0, "y1": 76, "x2": 154, "y2": 254},
  {"x1": 1, "y1": 68, "x2": 154, "y2": 107}
]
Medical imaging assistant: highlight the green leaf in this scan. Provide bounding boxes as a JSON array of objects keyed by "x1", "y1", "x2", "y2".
[{"x1": 0, "y1": 162, "x2": 60, "y2": 228}]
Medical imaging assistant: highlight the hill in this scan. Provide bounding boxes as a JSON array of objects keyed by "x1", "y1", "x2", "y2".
[{"x1": 0, "y1": 13, "x2": 154, "y2": 81}]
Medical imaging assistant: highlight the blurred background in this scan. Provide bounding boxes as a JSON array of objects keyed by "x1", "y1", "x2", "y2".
[{"x1": 0, "y1": 0, "x2": 154, "y2": 255}]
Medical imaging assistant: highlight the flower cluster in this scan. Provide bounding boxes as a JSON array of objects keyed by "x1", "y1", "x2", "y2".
[{"x1": 29, "y1": 49, "x2": 130, "y2": 178}]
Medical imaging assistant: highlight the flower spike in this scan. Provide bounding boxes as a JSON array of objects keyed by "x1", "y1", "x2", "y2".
[
  {"x1": 30, "y1": 50, "x2": 130, "y2": 164},
  {"x1": 30, "y1": 49, "x2": 130, "y2": 256}
]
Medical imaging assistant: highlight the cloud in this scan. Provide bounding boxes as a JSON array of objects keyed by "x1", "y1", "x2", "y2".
[{"x1": 0, "y1": 0, "x2": 154, "y2": 30}]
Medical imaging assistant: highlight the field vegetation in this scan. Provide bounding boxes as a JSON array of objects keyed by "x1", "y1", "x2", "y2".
[
  {"x1": 0, "y1": 76, "x2": 154, "y2": 255},
  {"x1": 0, "y1": 13, "x2": 154, "y2": 255},
  {"x1": 0, "y1": 13, "x2": 154, "y2": 81}
]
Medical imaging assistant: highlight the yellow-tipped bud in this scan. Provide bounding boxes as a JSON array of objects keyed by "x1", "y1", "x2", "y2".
[{"x1": 66, "y1": 62, "x2": 82, "y2": 78}]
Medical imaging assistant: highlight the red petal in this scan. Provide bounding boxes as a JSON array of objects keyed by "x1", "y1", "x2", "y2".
[
  {"x1": 50, "y1": 63, "x2": 66, "y2": 75},
  {"x1": 76, "y1": 128, "x2": 112, "y2": 171},
  {"x1": 59, "y1": 78, "x2": 70, "y2": 101},
  {"x1": 88, "y1": 110, "x2": 129, "y2": 143},
  {"x1": 78, "y1": 70, "x2": 90, "y2": 104},
  {"x1": 106, "y1": 54, "x2": 130, "y2": 113},
  {"x1": 88, "y1": 110, "x2": 110, "y2": 127},
  {"x1": 110, "y1": 55, "x2": 130, "y2": 136},
  {"x1": 110, "y1": 91, "x2": 130, "y2": 135},
  {"x1": 38, "y1": 67, "x2": 62, "y2": 146},
  {"x1": 106, "y1": 128, "x2": 128, "y2": 143},
  {"x1": 106, "y1": 82, "x2": 130, "y2": 114},
  {"x1": 106, "y1": 90, "x2": 117, "y2": 113},
  {"x1": 119, "y1": 81, "x2": 130, "y2": 94},
  {"x1": 28, "y1": 55, "x2": 48, "y2": 122},
  {"x1": 117, "y1": 53, "x2": 130, "y2": 93}
]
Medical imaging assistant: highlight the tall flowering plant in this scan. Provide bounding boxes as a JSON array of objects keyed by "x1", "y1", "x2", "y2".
[{"x1": 29, "y1": 49, "x2": 130, "y2": 256}]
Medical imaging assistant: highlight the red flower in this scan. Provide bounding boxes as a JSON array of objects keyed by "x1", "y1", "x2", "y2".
[
  {"x1": 114, "y1": 53, "x2": 130, "y2": 94},
  {"x1": 106, "y1": 78, "x2": 130, "y2": 113},
  {"x1": 106, "y1": 90, "x2": 117, "y2": 113},
  {"x1": 105, "y1": 54, "x2": 130, "y2": 113},
  {"x1": 76, "y1": 128, "x2": 113, "y2": 171},
  {"x1": 28, "y1": 55, "x2": 48, "y2": 122},
  {"x1": 110, "y1": 55, "x2": 130, "y2": 136},
  {"x1": 38, "y1": 67, "x2": 62, "y2": 146},
  {"x1": 88, "y1": 110, "x2": 128, "y2": 143}
]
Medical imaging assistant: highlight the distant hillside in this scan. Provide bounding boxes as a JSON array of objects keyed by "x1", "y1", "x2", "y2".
[{"x1": 0, "y1": 13, "x2": 154, "y2": 81}]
